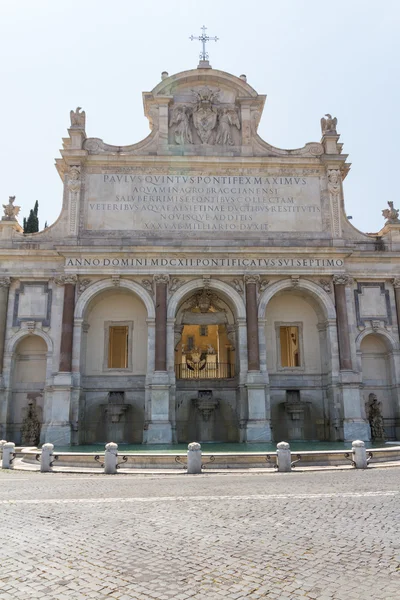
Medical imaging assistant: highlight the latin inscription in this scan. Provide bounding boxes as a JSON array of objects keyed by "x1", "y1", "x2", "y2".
[
  {"x1": 65, "y1": 256, "x2": 344, "y2": 269},
  {"x1": 85, "y1": 174, "x2": 323, "y2": 232}
]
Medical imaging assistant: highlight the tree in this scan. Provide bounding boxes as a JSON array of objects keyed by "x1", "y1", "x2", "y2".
[{"x1": 23, "y1": 200, "x2": 39, "y2": 233}]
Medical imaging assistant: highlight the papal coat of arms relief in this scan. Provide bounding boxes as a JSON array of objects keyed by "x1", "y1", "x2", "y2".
[{"x1": 169, "y1": 86, "x2": 240, "y2": 146}]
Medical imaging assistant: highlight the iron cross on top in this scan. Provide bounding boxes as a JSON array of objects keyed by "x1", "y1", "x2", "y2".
[{"x1": 190, "y1": 25, "x2": 218, "y2": 61}]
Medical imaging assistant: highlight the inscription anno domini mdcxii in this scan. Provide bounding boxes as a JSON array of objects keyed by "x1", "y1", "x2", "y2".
[{"x1": 85, "y1": 173, "x2": 322, "y2": 232}]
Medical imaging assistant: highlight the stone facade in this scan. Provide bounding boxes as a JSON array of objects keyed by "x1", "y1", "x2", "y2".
[{"x1": 1, "y1": 63, "x2": 400, "y2": 445}]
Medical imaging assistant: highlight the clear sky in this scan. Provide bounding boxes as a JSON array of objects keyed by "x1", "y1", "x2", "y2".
[{"x1": 1, "y1": 0, "x2": 399, "y2": 233}]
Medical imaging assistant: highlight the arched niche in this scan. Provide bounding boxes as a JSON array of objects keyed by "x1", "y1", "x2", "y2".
[
  {"x1": 83, "y1": 287, "x2": 148, "y2": 376},
  {"x1": 76, "y1": 285, "x2": 150, "y2": 445},
  {"x1": 359, "y1": 332, "x2": 397, "y2": 439},
  {"x1": 9, "y1": 335, "x2": 47, "y2": 445},
  {"x1": 261, "y1": 280, "x2": 338, "y2": 442},
  {"x1": 169, "y1": 281, "x2": 244, "y2": 445}
]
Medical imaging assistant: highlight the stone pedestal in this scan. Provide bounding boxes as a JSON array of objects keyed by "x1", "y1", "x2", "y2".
[
  {"x1": 341, "y1": 372, "x2": 369, "y2": 441},
  {"x1": 245, "y1": 372, "x2": 271, "y2": 442},
  {"x1": 42, "y1": 373, "x2": 72, "y2": 445},
  {"x1": 146, "y1": 371, "x2": 172, "y2": 444}
]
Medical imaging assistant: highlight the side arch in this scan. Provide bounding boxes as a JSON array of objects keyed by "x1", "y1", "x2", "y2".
[
  {"x1": 258, "y1": 278, "x2": 336, "y2": 321},
  {"x1": 355, "y1": 327, "x2": 399, "y2": 352},
  {"x1": 75, "y1": 278, "x2": 155, "y2": 320},
  {"x1": 6, "y1": 329, "x2": 54, "y2": 355}
]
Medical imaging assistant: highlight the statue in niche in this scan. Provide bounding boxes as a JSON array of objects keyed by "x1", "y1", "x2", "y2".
[
  {"x1": 320, "y1": 113, "x2": 337, "y2": 135},
  {"x1": 191, "y1": 86, "x2": 219, "y2": 144},
  {"x1": 215, "y1": 107, "x2": 240, "y2": 145},
  {"x1": 367, "y1": 393, "x2": 385, "y2": 441},
  {"x1": 169, "y1": 105, "x2": 193, "y2": 145},
  {"x1": 2, "y1": 196, "x2": 21, "y2": 221},
  {"x1": 21, "y1": 394, "x2": 42, "y2": 446},
  {"x1": 70, "y1": 106, "x2": 86, "y2": 128},
  {"x1": 382, "y1": 201, "x2": 400, "y2": 224}
]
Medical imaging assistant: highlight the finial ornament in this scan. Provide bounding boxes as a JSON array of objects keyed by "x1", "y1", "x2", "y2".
[
  {"x1": 382, "y1": 201, "x2": 400, "y2": 225},
  {"x1": 70, "y1": 107, "x2": 86, "y2": 129},
  {"x1": 2, "y1": 196, "x2": 20, "y2": 221},
  {"x1": 190, "y1": 25, "x2": 218, "y2": 62},
  {"x1": 320, "y1": 113, "x2": 338, "y2": 135}
]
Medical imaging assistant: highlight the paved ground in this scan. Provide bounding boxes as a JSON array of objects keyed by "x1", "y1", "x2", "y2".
[{"x1": 0, "y1": 469, "x2": 399, "y2": 599}]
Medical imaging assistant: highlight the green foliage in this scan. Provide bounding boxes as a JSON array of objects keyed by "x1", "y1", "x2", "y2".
[{"x1": 23, "y1": 201, "x2": 39, "y2": 234}]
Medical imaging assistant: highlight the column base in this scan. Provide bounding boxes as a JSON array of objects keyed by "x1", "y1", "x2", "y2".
[
  {"x1": 245, "y1": 420, "x2": 272, "y2": 443},
  {"x1": 41, "y1": 422, "x2": 71, "y2": 446},
  {"x1": 343, "y1": 419, "x2": 370, "y2": 442},
  {"x1": 145, "y1": 422, "x2": 173, "y2": 444}
]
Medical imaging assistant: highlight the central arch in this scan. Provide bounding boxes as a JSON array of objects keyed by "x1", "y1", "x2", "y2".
[{"x1": 167, "y1": 279, "x2": 246, "y2": 443}]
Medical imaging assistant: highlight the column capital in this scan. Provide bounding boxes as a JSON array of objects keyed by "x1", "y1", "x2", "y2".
[
  {"x1": 0, "y1": 277, "x2": 11, "y2": 288},
  {"x1": 392, "y1": 278, "x2": 400, "y2": 288},
  {"x1": 244, "y1": 274, "x2": 259, "y2": 285},
  {"x1": 333, "y1": 274, "x2": 353, "y2": 286},
  {"x1": 153, "y1": 274, "x2": 169, "y2": 285},
  {"x1": 54, "y1": 274, "x2": 78, "y2": 286}
]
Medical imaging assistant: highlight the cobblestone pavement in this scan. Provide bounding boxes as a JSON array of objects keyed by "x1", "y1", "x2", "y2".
[{"x1": 0, "y1": 469, "x2": 399, "y2": 599}]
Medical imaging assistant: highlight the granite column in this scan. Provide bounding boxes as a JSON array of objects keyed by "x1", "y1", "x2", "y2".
[
  {"x1": 244, "y1": 275, "x2": 271, "y2": 442},
  {"x1": 333, "y1": 275, "x2": 352, "y2": 370},
  {"x1": 0, "y1": 278, "x2": 10, "y2": 376},
  {"x1": 147, "y1": 275, "x2": 172, "y2": 443},
  {"x1": 155, "y1": 275, "x2": 168, "y2": 371},
  {"x1": 245, "y1": 275, "x2": 260, "y2": 371},
  {"x1": 59, "y1": 279, "x2": 76, "y2": 372}
]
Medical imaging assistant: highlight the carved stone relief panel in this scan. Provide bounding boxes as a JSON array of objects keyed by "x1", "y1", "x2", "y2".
[
  {"x1": 13, "y1": 282, "x2": 52, "y2": 327},
  {"x1": 168, "y1": 86, "x2": 241, "y2": 146},
  {"x1": 354, "y1": 282, "x2": 392, "y2": 327}
]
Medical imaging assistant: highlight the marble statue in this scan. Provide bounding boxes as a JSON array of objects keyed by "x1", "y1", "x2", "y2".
[
  {"x1": 320, "y1": 113, "x2": 338, "y2": 135},
  {"x1": 367, "y1": 393, "x2": 385, "y2": 441},
  {"x1": 382, "y1": 201, "x2": 400, "y2": 224},
  {"x1": 169, "y1": 105, "x2": 193, "y2": 145},
  {"x1": 215, "y1": 107, "x2": 240, "y2": 145},
  {"x1": 70, "y1": 106, "x2": 86, "y2": 128},
  {"x1": 2, "y1": 196, "x2": 20, "y2": 221},
  {"x1": 207, "y1": 344, "x2": 216, "y2": 355}
]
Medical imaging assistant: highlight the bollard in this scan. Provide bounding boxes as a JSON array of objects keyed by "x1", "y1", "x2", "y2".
[
  {"x1": 187, "y1": 442, "x2": 202, "y2": 474},
  {"x1": 2, "y1": 442, "x2": 15, "y2": 469},
  {"x1": 40, "y1": 443, "x2": 54, "y2": 473},
  {"x1": 0, "y1": 440, "x2": 7, "y2": 460},
  {"x1": 352, "y1": 440, "x2": 368, "y2": 469},
  {"x1": 276, "y1": 441, "x2": 292, "y2": 472},
  {"x1": 104, "y1": 442, "x2": 118, "y2": 474}
]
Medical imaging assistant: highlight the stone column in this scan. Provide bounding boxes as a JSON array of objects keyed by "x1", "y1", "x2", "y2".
[
  {"x1": 333, "y1": 275, "x2": 352, "y2": 370},
  {"x1": 147, "y1": 275, "x2": 172, "y2": 444},
  {"x1": 244, "y1": 276, "x2": 271, "y2": 442},
  {"x1": 0, "y1": 278, "x2": 10, "y2": 375},
  {"x1": 58, "y1": 276, "x2": 77, "y2": 372},
  {"x1": 392, "y1": 279, "x2": 400, "y2": 341},
  {"x1": 43, "y1": 275, "x2": 77, "y2": 446},
  {"x1": 155, "y1": 275, "x2": 168, "y2": 371},
  {"x1": 245, "y1": 275, "x2": 260, "y2": 371}
]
